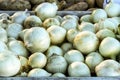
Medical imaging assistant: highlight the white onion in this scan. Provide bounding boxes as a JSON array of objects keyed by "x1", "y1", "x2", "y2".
[
  {"x1": 18, "y1": 56, "x2": 29, "y2": 73},
  {"x1": 28, "y1": 52, "x2": 47, "y2": 68},
  {"x1": 24, "y1": 15, "x2": 42, "y2": 28},
  {"x1": 54, "y1": 15, "x2": 63, "y2": 23},
  {"x1": 46, "y1": 55, "x2": 67, "y2": 73},
  {"x1": 105, "y1": 2, "x2": 120, "y2": 17},
  {"x1": 74, "y1": 31, "x2": 99, "y2": 54},
  {"x1": 91, "y1": 9, "x2": 107, "y2": 23},
  {"x1": 47, "y1": 25, "x2": 66, "y2": 45},
  {"x1": 0, "y1": 18, "x2": 11, "y2": 29},
  {"x1": 107, "y1": 18, "x2": 119, "y2": 27},
  {"x1": 0, "y1": 13, "x2": 9, "y2": 20},
  {"x1": 43, "y1": 18, "x2": 60, "y2": 29},
  {"x1": 61, "y1": 19, "x2": 78, "y2": 31},
  {"x1": 99, "y1": 37, "x2": 120, "y2": 60},
  {"x1": 78, "y1": 22, "x2": 95, "y2": 33},
  {"x1": 63, "y1": 15, "x2": 79, "y2": 22},
  {"x1": 96, "y1": 29, "x2": 116, "y2": 40},
  {"x1": 46, "y1": 45, "x2": 63, "y2": 57},
  {"x1": 8, "y1": 40, "x2": 29, "y2": 58},
  {"x1": 85, "y1": 52, "x2": 103, "y2": 73},
  {"x1": 7, "y1": 23, "x2": 23, "y2": 39},
  {"x1": 19, "y1": 29, "x2": 29, "y2": 40},
  {"x1": 11, "y1": 9, "x2": 30, "y2": 25},
  {"x1": 95, "y1": 60, "x2": 120, "y2": 76},
  {"x1": 52, "y1": 73, "x2": 66, "y2": 77},
  {"x1": 97, "y1": 19, "x2": 118, "y2": 33},
  {"x1": 61, "y1": 42, "x2": 73, "y2": 53},
  {"x1": 67, "y1": 29, "x2": 79, "y2": 43},
  {"x1": 24, "y1": 27, "x2": 50, "y2": 53},
  {"x1": 0, "y1": 27, "x2": 8, "y2": 43},
  {"x1": 68, "y1": 62, "x2": 91, "y2": 77},
  {"x1": 0, "y1": 53, "x2": 21, "y2": 77},
  {"x1": 64, "y1": 50, "x2": 84, "y2": 64},
  {"x1": 80, "y1": 14, "x2": 93, "y2": 23},
  {"x1": 28, "y1": 68, "x2": 51, "y2": 77},
  {"x1": 0, "y1": 41, "x2": 8, "y2": 53},
  {"x1": 35, "y1": 2, "x2": 58, "y2": 21}
]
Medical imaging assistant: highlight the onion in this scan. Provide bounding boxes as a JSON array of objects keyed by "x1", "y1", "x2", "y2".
[
  {"x1": 91, "y1": 9, "x2": 107, "y2": 23},
  {"x1": 95, "y1": 60, "x2": 120, "y2": 76},
  {"x1": 7, "y1": 23, "x2": 23, "y2": 39},
  {"x1": 0, "y1": 41, "x2": 8, "y2": 52},
  {"x1": 85, "y1": 52, "x2": 103, "y2": 73},
  {"x1": 43, "y1": 18, "x2": 60, "y2": 29},
  {"x1": 11, "y1": 9, "x2": 30, "y2": 25},
  {"x1": 68, "y1": 62, "x2": 91, "y2": 77},
  {"x1": 64, "y1": 50, "x2": 84, "y2": 64},
  {"x1": 74, "y1": 31, "x2": 99, "y2": 54},
  {"x1": 28, "y1": 68, "x2": 51, "y2": 77},
  {"x1": 61, "y1": 19, "x2": 78, "y2": 31},
  {"x1": 94, "y1": 23, "x2": 99, "y2": 33},
  {"x1": 112, "y1": 17, "x2": 120, "y2": 23},
  {"x1": 0, "y1": 27, "x2": 8, "y2": 43},
  {"x1": 47, "y1": 25, "x2": 66, "y2": 45},
  {"x1": 107, "y1": 18, "x2": 119, "y2": 28},
  {"x1": 8, "y1": 40, "x2": 29, "y2": 58},
  {"x1": 19, "y1": 29, "x2": 29, "y2": 40},
  {"x1": 105, "y1": 2, "x2": 120, "y2": 17},
  {"x1": 63, "y1": 15, "x2": 79, "y2": 22},
  {"x1": 24, "y1": 27, "x2": 50, "y2": 53},
  {"x1": 52, "y1": 73, "x2": 66, "y2": 77},
  {"x1": 0, "y1": 13, "x2": 9, "y2": 20},
  {"x1": 18, "y1": 56, "x2": 29, "y2": 73},
  {"x1": 78, "y1": 22, "x2": 95, "y2": 33},
  {"x1": 35, "y1": 2, "x2": 58, "y2": 21},
  {"x1": 54, "y1": 15, "x2": 63, "y2": 23},
  {"x1": 96, "y1": 29, "x2": 116, "y2": 41},
  {"x1": 99, "y1": 37, "x2": 120, "y2": 60},
  {"x1": 0, "y1": 53, "x2": 21, "y2": 77},
  {"x1": 46, "y1": 45, "x2": 63, "y2": 57},
  {"x1": 24, "y1": 15, "x2": 42, "y2": 28},
  {"x1": 61, "y1": 42, "x2": 73, "y2": 53},
  {"x1": 0, "y1": 18, "x2": 11, "y2": 29},
  {"x1": 28, "y1": 52, "x2": 47, "y2": 68},
  {"x1": 46, "y1": 55, "x2": 67, "y2": 73},
  {"x1": 80, "y1": 14, "x2": 93, "y2": 23},
  {"x1": 97, "y1": 19, "x2": 118, "y2": 33},
  {"x1": 67, "y1": 29, "x2": 79, "y2": 43}
]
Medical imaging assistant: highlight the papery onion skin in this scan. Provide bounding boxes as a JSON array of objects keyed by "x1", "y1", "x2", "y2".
[
  {"x1": 35, "y1": 2, "x2": 58, "y2": 21},
  {"x1": 105, "y1": 2, "x2": 120, "y2": 17},
  {"x1": 91, "y1": 9, "x2": 107, "y2": 23},
  {"x1": 99, "y1": 37, "x2": 120, "y2": 60},
  {"x1": 74, "y1": 31, "x2": 99, "y2": 54},
  {"x1": 0, "y1": 53, "x2": 21, "y2": 77}
]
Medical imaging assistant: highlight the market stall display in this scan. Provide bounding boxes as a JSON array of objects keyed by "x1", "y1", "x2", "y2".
[{"x1": 0, "y1": 0, "x2": 119, "y2": 79}]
